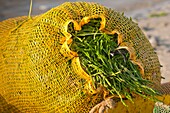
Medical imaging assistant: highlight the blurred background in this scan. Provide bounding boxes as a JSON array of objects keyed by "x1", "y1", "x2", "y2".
[
  {"x1": 0, "y1": 0, "x2": 170, "y2": 83},
  {"x1": 0, "y1": 0, "x2": 169, "y2": 20}
]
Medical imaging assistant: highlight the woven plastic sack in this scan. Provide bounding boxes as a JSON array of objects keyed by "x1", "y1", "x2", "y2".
[
  {"x1": 0, "y1": 2, "x2": 163, "y2": 113},
  {"x1": 106, "y1": 94, "x2": 170, "y2": 113}
]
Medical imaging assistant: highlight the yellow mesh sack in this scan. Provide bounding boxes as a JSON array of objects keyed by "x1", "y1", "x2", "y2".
[
  {"x1": 0, "y1": 2, "x2": 166, "y2": 113},
  {"x1": 107, "y1": 94, "x2": 170, "y2": 113}
]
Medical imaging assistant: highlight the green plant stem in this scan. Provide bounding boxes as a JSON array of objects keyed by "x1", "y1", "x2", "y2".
[{"x1": 69, "y1": 18, "x2": 159, "y2": 105}]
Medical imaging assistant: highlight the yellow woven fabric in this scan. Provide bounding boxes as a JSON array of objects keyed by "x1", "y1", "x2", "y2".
[
  {"x1": 108, "y1": 94, "x2": 170, "y2": 113},
  {"x1": 0, "y1": 2, "x2": 162, "y2": 113}
]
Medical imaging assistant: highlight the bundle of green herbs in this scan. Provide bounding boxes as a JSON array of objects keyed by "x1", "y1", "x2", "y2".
[{"x1": 69, "y1": 18, "x2": 159, "y2": 105}]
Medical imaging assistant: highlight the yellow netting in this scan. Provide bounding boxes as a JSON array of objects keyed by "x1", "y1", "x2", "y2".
[
  {"x1": 0, "y1": 2, "x2": 163, "y2": 113},
  {"x1": 108, "y1": 94, "x2": 170, "y2": 113}
]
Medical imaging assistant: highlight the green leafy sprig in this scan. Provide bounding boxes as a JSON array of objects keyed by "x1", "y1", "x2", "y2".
[{"x1": 69, "y1": 18, "x2": 159, "y2": 105}]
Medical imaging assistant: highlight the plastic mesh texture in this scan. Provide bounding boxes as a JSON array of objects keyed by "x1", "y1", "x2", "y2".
[
  {"x1": 158, "y1": 82, "x2": 170, "y2": 94},
  {"x1": 153, "y1": 102, "x2": 170, "y2": 113},
  {"x1": 0, "y1": 2, "x2": 163, "y2": 113}
]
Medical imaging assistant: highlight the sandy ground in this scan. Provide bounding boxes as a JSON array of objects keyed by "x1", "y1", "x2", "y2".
[
  {"x1": 0, "y1": 0, "x2": 169, "y2": 21},
  {"x1": 0, "y1": 0, "x2": 169, "y2": 83}
]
